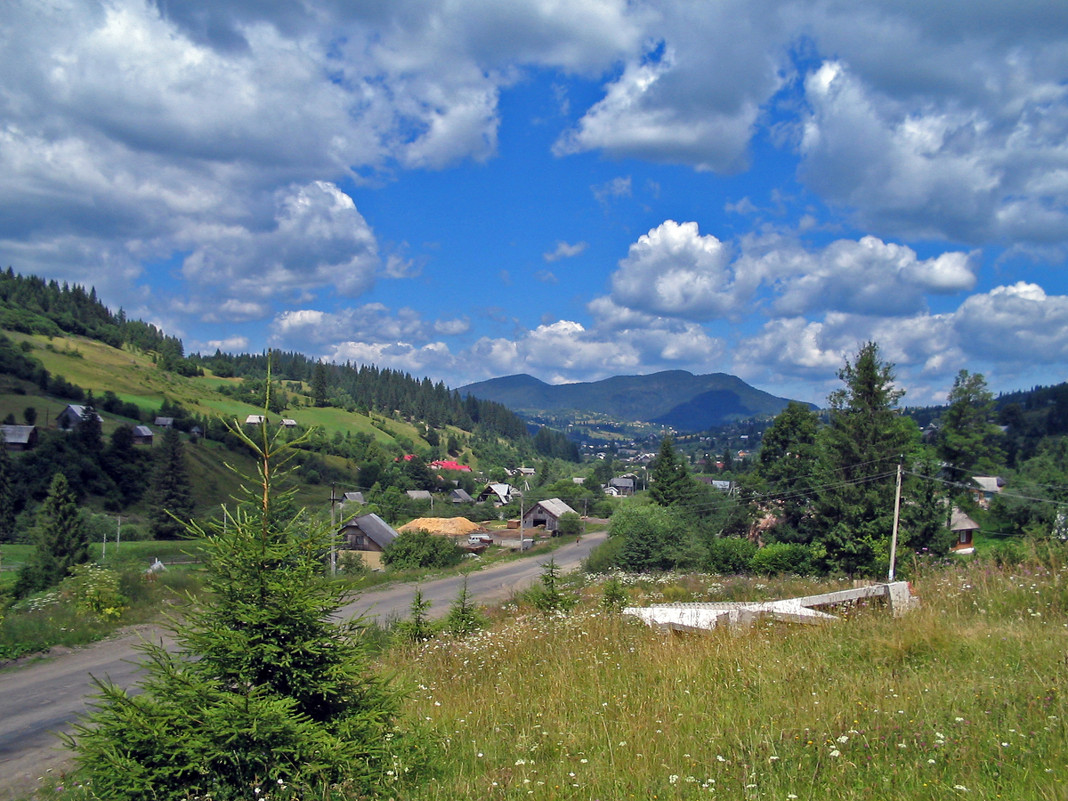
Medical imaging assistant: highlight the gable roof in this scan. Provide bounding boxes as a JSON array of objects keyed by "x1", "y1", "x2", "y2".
[
  {"x1": 449, "y1": 488, "x2": 474, "y2": 503},
  {"x1": 154, "y1": 416, "x2": 174, "y2": 427},
  {"x1": 342, "y1": 491, "x2": 365, "y2": 504},
  {"x1": 132, "y1": 425, "x2": 153, "y2": 438},
  {"x1": 478, "y1": 482, "x2": 514, "y2": 504},
  {"x1": 950, "y1": 508, "x2": 980, "y2": 532},
  {"x1": 407, "y1": 490, "x2": 433, "y2": 501},
  {"x1": 528, "y1": 498, "x2": 577, "y2": 519},
  {"x1": 60, "y1": 404, "x2": 103, "y2": 424},
  {"x1": 340, "y1": 513, "x2": 398, "y2": 550},
  {"x1": 245, "y1": 414, "x2": 268, "y2": 425},
  {"x1": 0, "y1": 424, "x2": 36, "y2": 445}
]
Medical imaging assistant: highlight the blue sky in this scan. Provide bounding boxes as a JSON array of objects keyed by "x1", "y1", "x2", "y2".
[{"x1": 2, "y1": 1, "x2": 1068, "y2": 407}]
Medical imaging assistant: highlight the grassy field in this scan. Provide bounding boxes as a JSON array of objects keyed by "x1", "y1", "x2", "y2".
[{"x1": 384, "y1": 550, "x2": 1068, "y2": 800}]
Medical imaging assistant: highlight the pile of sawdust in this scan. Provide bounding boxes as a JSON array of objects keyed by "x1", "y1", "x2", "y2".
[{"x1": 398, "y1": 517, "x2": 485, "y2": 536}]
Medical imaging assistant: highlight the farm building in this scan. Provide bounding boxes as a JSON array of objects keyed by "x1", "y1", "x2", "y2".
[{"x1": 521, "y1": 498, "x2": 578, "y2": 533}]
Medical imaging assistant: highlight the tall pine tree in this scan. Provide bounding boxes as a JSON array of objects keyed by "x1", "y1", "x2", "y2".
[
  {"x1": 146, "y1": 426, "x2": 195, "y2": 539},
  {"x1": 814, "y1": 342, "x2": 917, "y2": 576}
]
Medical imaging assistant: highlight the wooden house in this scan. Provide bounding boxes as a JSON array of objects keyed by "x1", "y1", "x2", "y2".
[
  {"x1": 338, "y1": 513, "x2": 398, "y2": 569},
  {"x1": 154, "y1": 416, "x2": 175, "y2": 428},
  {"x1": 449, "y1": 488, "x2": 475, "y2": 504},
  {"x1": 477, "y1": 482, "x2": 515, "y2": 506},
  {"x1": 57, "y1": 404, "x2": 102, "y2": 430},
  {"x1": 0, "y1": 424, "x2": 37, "y2": 451},
  {"x1": 131, "y1": 425, "x2": 154, "y2": 445},
  {"x1": 245, "y1": 414, "x2": 268, "y2": 426}
]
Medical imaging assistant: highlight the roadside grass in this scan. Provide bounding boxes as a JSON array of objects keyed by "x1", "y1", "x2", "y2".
[{"x1": 387, "y1": 549, "x2": 1068, "y2": 800}]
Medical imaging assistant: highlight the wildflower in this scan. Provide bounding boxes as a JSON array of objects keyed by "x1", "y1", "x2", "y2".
[
  {"x1": 829, "y1": 749, "x2": 841, "y2": 758},
  {"x1": 954, "y1": 785, "x2": 969, "y2": 792}
]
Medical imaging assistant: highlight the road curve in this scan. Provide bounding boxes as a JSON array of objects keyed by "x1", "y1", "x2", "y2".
[{"x1": 0, "y1": 532, "x2": 606, "y2": 798}]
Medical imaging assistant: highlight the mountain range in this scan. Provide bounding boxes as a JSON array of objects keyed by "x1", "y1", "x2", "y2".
[{"x1": 459, "y1": 370, "x2": 810, "y2": 433}]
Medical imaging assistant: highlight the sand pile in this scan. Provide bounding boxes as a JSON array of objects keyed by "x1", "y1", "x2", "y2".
[{"x1": 398, "y1": 517, "x2": 485, "y2": 536}]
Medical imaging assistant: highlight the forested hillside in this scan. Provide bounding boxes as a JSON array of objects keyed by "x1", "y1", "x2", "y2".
[{"x1": 0, "y1": 270, "x2": 577, "y2": 546}]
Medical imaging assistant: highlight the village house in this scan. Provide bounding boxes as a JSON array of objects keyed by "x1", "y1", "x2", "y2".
[
  {"x1": 973, "y1": 476, "x2": 1005, "y2": 509},
  {"x1": 342, "y1": 491, "x2": 365, "y2": 505},
  {"x1": 57, "y1": 404, "x2": 103, "y2": 430},
  {"x1": 477, "y1": 482, "x2": 516, "y2": 506},
  {"x1": 449, "y1": 488, "x2": 475, "y2": 504},
  {"x1": 338, "y1": 512, "x2": 398, "y2": 569},
  {"x1": 607, "y1": 476, "x2": 635, "y2": 496},
  {"x1": 131, "y1": 425, "x2": 154, "y2": 445},
  {"x1": 0, "y1": 424, "x2": 37, "y2": 451},
  {"x1": 244, "y1": 414, "x2": 268, "y2": 426},
  {"x1": 521, "y1": 498, "x2": 578, "y2": 533},
  {"x1": 154, "y1": 416, "x2": 174, "y2": 428}
]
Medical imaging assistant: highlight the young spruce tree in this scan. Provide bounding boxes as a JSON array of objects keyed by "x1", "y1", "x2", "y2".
[{"x1": 68, "y1": 402, "x2": 414, "y2": 799}]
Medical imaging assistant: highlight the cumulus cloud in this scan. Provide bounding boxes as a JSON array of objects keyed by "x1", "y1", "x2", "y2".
[
  {"x1": 608, "y1": 221, "x2": 749, "y2": 320},
  {"x1": 744, "y1": 234, "x2": 978, "y2": 316},
  {"x1": 181, "y1": 182, "x2": 380, "y2": 305},
  {"x1": 272, "y1": 303, "x2": 428, "y2": 346},
  {"x1": 954, "y1": 282, "x2": 1068, "y2": 363}
]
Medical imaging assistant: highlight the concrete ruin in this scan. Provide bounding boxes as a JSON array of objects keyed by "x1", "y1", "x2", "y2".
[{"x1": 623, "y1": 581, "x2": 918, "y2": 633}]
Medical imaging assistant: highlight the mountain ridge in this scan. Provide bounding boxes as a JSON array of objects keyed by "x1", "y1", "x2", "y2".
[{"x1": 459, "y1": 370, "x2": 811, "y2": 432}]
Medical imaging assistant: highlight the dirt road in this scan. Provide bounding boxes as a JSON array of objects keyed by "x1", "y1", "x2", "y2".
[{"x1": 0, "y1": 531, "x2": 606, "y2": 799}]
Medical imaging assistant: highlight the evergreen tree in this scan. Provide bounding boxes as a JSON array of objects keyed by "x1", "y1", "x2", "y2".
[
  {"x1": 14, "y1": 473, "x2": 90, "y2": 596},
  {"x1": 0, "y1": 439, "x2": 14, "y2": 543},
  {"x1": 67, "y1": 409, "x2": 414, "y2": 799},
  {"x1": 146, "y1": 427, "x2": 195, "y2": 539},
  {"x1": 311, "y1": 361, "x2": 329, "y2": 407},
  {"x1": 814, "y1": 342, "x2": 917, "y2": 576},
  {"x1": 756, "y1": 401, "x2": 821, "y2": 541},
  {"x1": 649, "y1": 437, "x2": 698, "y2": 507},
  {"x1": 444, "y1": 575, "x2": 488, "y2": 636},
  {"x1": 938, "y1": 369, "x2": 1004, "y2": 479}
]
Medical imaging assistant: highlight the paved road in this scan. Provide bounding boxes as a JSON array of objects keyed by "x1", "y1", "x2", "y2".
[{"x1": 0, "y1": 532, "x2": 606, "y2": 798}]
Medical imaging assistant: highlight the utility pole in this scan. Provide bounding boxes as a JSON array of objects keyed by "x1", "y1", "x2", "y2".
[
  {"x1": 888, "y1": 460, "x2": 903, "y2": 582},
  {"x1": 329, "y1": 485, "x2": 341, "y2": 576}
]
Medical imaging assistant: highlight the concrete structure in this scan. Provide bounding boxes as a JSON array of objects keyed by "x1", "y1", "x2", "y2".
[{"x1": 624, "y1": 582, "x2": 920, "y2": 633}]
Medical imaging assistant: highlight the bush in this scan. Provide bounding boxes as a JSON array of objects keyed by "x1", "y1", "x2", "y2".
[
  {"x1": 583, "y1": 534, "x2": 625, "y2": 573},
  {"x1": 749, "y1": 542, "x2": 814, "y2": 576},
  {"x1": 556, "y1": 511, "x2": 582, "y2": 537},
  {"x1": 383, "y1": 530, "x2": 464, "y2": 570},
  {"x1": 705, "y1": 536, "x2": 757, "y2": 574}
]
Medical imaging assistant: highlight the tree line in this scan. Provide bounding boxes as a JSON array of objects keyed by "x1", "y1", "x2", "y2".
[{"x1": 596, "y1": 342, "x2": 1046, "y2": 578}]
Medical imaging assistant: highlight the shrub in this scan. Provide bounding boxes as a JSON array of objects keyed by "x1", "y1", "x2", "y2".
[
  {"x1": 749, "y1": 542, "x2": 814, "y2": 576},
  {"x1": 583, "y1": 534, "x2": 625, "y2": 573},
  {"x1": 705, "y1": 536, "x2": 757, "y2": 574},
  {"x1": 556, "y1": 511, "x2": 582, "y2": 537},
  {"x1": 383, "y1": 530, "x2": 464, "y2": 570}
]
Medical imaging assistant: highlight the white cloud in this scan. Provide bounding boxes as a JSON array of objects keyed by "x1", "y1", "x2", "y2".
[
  {"x1": 592, "y1": 176, "x2": 633, "y2": 205},
  {"x1": 608, "y1": 220, "x2": 747, "y2": 320},
  {"x1": 954, "y1": 282, "x2": 1068, "y2": 363},
  {"x1": 543, "y1": 240, "x2": 588, "y2": 262},
  {"x1": 181, "y1": 181, "x2": 379, "y2": 303},
  {"x1": 744, "y1": 234, "x2": 978, "y2": 317},
  {"x1": 272, "y1": 303, "x2": 428, "y2": 346}
]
